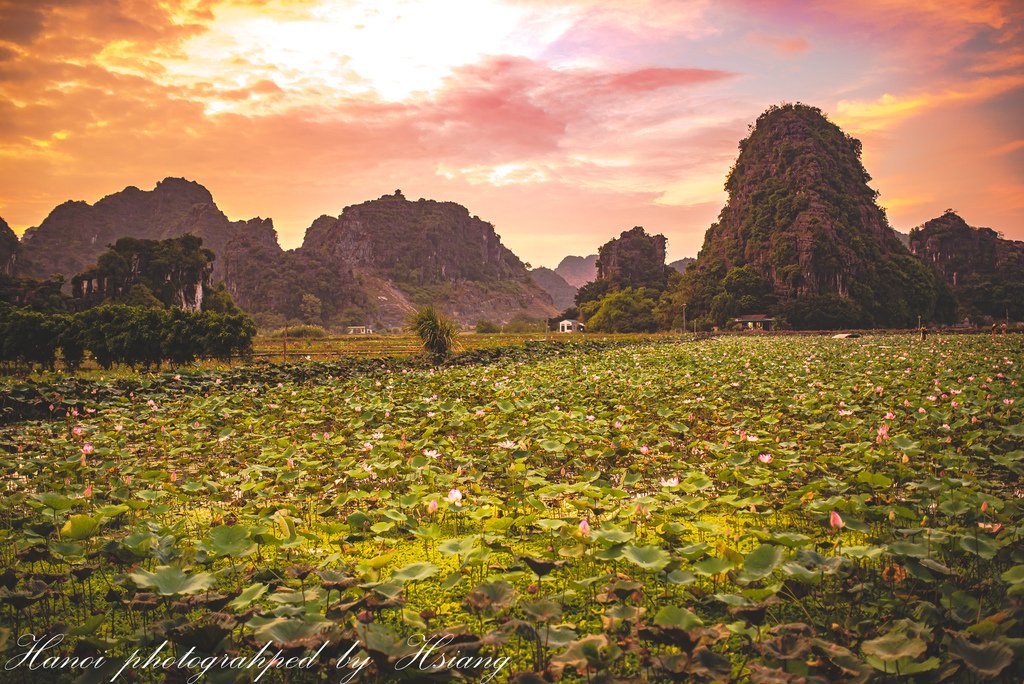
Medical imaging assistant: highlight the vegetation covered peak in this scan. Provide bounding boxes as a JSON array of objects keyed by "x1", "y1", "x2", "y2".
[{"x1": 676, "y1": 103, "x2": 952, "y2": 329}]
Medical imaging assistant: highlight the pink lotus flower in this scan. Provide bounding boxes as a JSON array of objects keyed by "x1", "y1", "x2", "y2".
[
  {"x1": 445, "y1": 488, "x2": 463, "y2": 505},
  {"x1": 169, "y1": 470, "x2": 177, "y2": 482},
  {"x1": 885, "y1": 412, "x2": 896, "y2": 420},
  {"x1": 829, "y1": 511, "x2": 845, "y2": 529},
  {"x1": 758, "y1": 453, "x2": 773, "y2": 464},
  {"x1": 475, "y1": 410, "x2": 485, "y2": 417},
  {"x1": 640, "y1": 446, "x2": 649, "y2": 455},
  {"x1": 72, "y1": 426, "x2": 83, "y2": 436},
  {"x1": 660, "y1": 476, "x2": 680, "y2": 487},
  {"x1": 427, "y1": 499, "x2": 438, "y2": 514},
  {"x1": 978, "y1": 522, "x2": 1001, "y2": 533},
  {"x1": 876, "y1": 424, "x2": 889, "y2": 443},
  {"x1": 578, "y1": 518, "x2": 591, "y2": 536},
  {"x1": 981, "y1": 501, "x2": 989, "y2": 512},
  {"x1": 83, "y1": 485, "x2": 92, "y2": 498},
  {"x1": 614, "y1": 421, "x2": 623, "y2": 429},
  {"x1": 81, "y1": 443, "x2": 94, "y2": 455},
  {"x1": 286, "y1": 458, "x2": 295, "y2": 468}
]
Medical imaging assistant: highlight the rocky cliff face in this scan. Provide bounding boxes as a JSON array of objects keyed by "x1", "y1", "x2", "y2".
[
  {"x1": 301, "y1": 190, "x2": 528, "y2": 283},
  {"x1": 297, "y1": 191, "x2": 557, "y2": 326},
  {"x1": 71, "y1": 235, "x2": 214, "y2": 311},
  {"x1": 17, "y1": 178, "x2": 251, "y2": 281},
  {"x1": 0, "y1": 217, "x2": 17, "y2": 275},
  {"x1": 910, "y1": 211, "x2": 1024, "y2": 321},
  {"x1": 678, "y1": 103, "x2": 949, "y2": 329},
  {"x1": 14, "y1": 182, "x2": 559, "y2": 327},
  {"x1": 596, "y1": 226, "x2": 670, "y2": 290},
  {"x1": 554, "y1": 254, "x2": 598, "y2": 288},
  {"x1": 530, "y1": 267, "x2": 578, "y2": 310},
  {"x1": 910, "y1": 211, "x2": 1024, "y2": 286}
]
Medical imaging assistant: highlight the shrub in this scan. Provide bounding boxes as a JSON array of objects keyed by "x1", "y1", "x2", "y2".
[
  {"x1": 409, "y1": 306, "x2": 458, "y2": 362},
  {"x1": 0, "y1": 304, "x2": 257, "y2": 371}
]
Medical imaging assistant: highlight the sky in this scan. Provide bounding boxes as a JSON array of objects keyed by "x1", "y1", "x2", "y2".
[{"x1": 0, "y1": 0, "x2": 1021, "y2": 268}]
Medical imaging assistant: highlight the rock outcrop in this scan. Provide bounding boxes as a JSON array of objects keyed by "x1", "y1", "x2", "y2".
[
  {"x1": 297, "y1": 191, "x2": 557, "y2": 326},
  {"x1": 17, "y1": 178, "x2": 252, "y2": 282},
  {"x1": 12, "y1": 181, "x2": 557, "y2": 328},
  {"x1": 0, "y1": 217, "x2": 17, "y2": 275},
  {"x1": 678, "y1": 103, "x2": 950, "y2": 329},
  {"x1": 910, "y1": 211, "x2": 1024, "y2": 321},
  {"x1": 595, "y1": 226, "x2": 671, "y2": 291},
  {"x1": 71, "y1": 235, "x2": 214, "y2": 311}
]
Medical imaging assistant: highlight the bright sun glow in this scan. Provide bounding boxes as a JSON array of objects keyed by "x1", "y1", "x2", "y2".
[{"x1": 130, "y1": 0, "x2": 576, "y2": 113}]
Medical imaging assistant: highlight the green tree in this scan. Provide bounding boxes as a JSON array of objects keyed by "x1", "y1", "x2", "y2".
[
  {"x1": 299, "y1": 293, "x2": 323, "y2": 324},
  {"x1": 122, "y1": 284, "x2": 164, "y2": 308},
  {"x1": 583, "y1": 288, "x2": 659, "y2": 332}
]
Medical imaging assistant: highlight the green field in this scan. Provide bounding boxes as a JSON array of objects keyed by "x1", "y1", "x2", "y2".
[{"x1": 1, "y1": 334, "x2": 1021, "y2": 682}]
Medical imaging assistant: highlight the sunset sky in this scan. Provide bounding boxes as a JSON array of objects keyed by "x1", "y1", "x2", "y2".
[{"x1": 0, "y1": 0, "x2": 1021, "y2": 267}]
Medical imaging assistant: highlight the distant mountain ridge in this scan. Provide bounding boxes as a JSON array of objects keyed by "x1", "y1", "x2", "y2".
[
  {"x1": 529, "y1": 267, "x2": 577, "y2": 310},
  {"x1": 554, "y1": 254, "x2": 598, "y2": 288},
  {"x1": 669, "y1": 258, "x2": 695, "y2": 274},
  {"x1": 11, "y1": 180, "x2": 556, "y2": 327}
]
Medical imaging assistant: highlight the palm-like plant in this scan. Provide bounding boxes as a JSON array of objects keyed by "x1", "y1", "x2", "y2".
[{"x1": 408, "y1": 306, "x2": 458, "y2": 362}]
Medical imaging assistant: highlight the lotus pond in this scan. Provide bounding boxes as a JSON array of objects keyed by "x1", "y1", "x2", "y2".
[{"x1": 0, "y1": 335, "x2": 1021, "y2": 682}]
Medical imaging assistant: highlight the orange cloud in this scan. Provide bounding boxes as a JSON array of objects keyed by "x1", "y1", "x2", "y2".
[
  {"x1": 0, "y1": 0, "x2": 1022, "y2": 265},
  {"x1": 835, "y1": 74, "x2": 1024, "y2": 132},
  {"x1": 748, "y1": 31, "x2": 810, "y2": 55}
]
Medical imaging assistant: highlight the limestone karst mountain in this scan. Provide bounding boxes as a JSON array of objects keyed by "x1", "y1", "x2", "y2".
[
  {"x1": 296, "y1": 190, "x2": 557, "y2": 327},
  {"x1": 676, "y1": 103, "x2": 951, "y2": 329},
  {"x1": 11, "y1": 181, "x2": 556, "y2": 327},
  {"x1": 910, "y1": 211, "x2": 1024, "y2": 321}
]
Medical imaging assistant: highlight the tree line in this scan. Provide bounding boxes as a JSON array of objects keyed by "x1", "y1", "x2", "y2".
[{"x1": 0, "y1": 304, "x2": 256, "y2": 371}]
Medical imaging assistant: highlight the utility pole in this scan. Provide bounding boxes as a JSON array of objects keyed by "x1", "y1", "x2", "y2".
[{"x1": 682, "y1": 304, "x2": 687, "y2": 334}]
